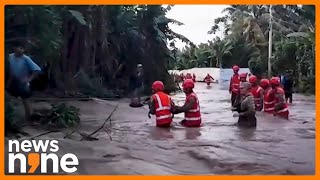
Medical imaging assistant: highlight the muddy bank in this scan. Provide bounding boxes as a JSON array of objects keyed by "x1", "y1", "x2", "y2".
[{"x1": 5, "y1": 83, "x2": 315, "y2": 175}]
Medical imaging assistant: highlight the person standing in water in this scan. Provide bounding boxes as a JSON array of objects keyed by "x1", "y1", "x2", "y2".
[
  {"x1": 232, "y1": 82, "x2": 257, "y2": 128},
  {"x1": 260, "y1": 79, "x2": 275, "y2": 114},
  {"x1": 130, "y1": 64, "x2": 144, "y2": 106},
  {"x1": 282, "y1": 71, "x2": 294, "y2": 104},
  {"x1": 229, "y1": 65, "x2": 240, "y2": 106},
  {"x1": 148, "y1": 81, "x2": 174, "y2": 127},
  {"x1": 270, "y1": 77, "x2": 289, "y2": 119},
  {"x1": 173, "y1": 79, "x2": 201, "y2": 127},
  {"x1": 249, "y1": 75, "x2": 264, "y2": 111},
  {"x1": 6, "y1": 43, "x2": 41, "y2": 122}
]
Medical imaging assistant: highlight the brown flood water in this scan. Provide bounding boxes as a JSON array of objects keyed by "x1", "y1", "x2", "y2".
[{"x1": 5, "y1": 83, "x2": 315, "y2": 175}]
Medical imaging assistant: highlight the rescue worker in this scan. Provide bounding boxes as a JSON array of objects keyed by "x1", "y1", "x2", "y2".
[
  {"x1": 270, "y1": 77, "x2": 289, "y2": 119},
  {"x1": 249, "y1": 75, "x2": 263, "y2": 111},
  {"x1": 180, "y1": 73, "x2": 184, "y2": 81},
  {"x1": 260, "y1": 79, "x2": 275, "y2": 114},
  {"x1": 239, "y1": 73, "x2": 247, "y2": 83},
  {"x1": 233, "y1": 72, "x2": 248, "y2": 107},
  {"x1": 185, "y1": 73, "x2": 192, "y2": 80},
  {"x1": 229, "y1": 65, "x2": 240, "y2": 106},
  {"x1": 204, "y1": 73, "x2": 214, "y2": 85},
  {"x1": 148, "y1": 81, "x2": 174, "y2": 127},
  {"x1": 192, "y1": 73, "x2": 196, "y2": 82},
  {"x1": 232, "y1": 82, "x2": 256, "y2": 128},
  {"x1": 173, "y1": 79, "x2": 201, "y2": 127}
]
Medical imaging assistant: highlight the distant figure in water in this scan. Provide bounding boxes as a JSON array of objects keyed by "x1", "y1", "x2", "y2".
[
  {"x1": 282, "y1": 71, "x2": 294, "y2": 104},
  {"x1": 129, "y1": 64, "x2": 144, "y2": 107},
  {"x1": 204, "y1": 73, "x2": 214, "y2": 85},
  {"x1": 192, "y1": 73, "x2": 196, "y2": 82},
  {"x1": 148, "y1": 81, "x2": 174, "y2": 127},
  {"x1": 173, "y1": 79, "x2": 201, "y2": 127},
  {"x1": 232, "y1": 82, "x2": 257, "y2": 128}
]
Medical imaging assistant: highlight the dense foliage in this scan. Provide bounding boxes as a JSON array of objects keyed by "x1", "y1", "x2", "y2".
[
  {"x1": 5, "y1": 5, "x2": 193, "y2": 96},
  {"x1": 170, "y1": 5, "x2": 315, "y2": 93}
]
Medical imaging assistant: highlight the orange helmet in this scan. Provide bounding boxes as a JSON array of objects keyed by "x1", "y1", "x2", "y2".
[
  {"x1": 182, "y1": 79, "x2": 194, "y2": 89},
  {"x1": 249, "y1": 75, "x2": 257, "y2": 83},
  {"x1": 260, "y1": 79, "x2": 270, "y2": 87},
  {"x1": 240, "y1": 73, "x2": 247, "y2": 78},
  {"x1": 232, "y1": 65, "x2": 239, "y2": 71},
  {"x1": 152, "y1": 81, "x2": 164, "y2": 91},
  {"x1": 270, "y1": 77, "x2": 280, "y2": 85}
]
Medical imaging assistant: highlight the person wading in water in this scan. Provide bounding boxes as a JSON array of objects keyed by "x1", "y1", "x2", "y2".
[{"x1": 232, "y1": 82, "x2": 257, "y2": 128}]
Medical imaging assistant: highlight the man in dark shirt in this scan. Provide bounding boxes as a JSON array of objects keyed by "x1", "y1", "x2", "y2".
[{"x1": 282, "y1": 72, "x2": 294, "y2": 103}]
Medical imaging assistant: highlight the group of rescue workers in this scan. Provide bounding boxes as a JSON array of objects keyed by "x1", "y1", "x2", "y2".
[
  {"x1": 229, "y1": 65, "x2": 289, "y2": 127},
  {"x1": 148, "y1": 64, "x2": 290, "y2": 129},
  {"x1": 178, "y1": 72, "x2": 215, "y2": 86}
]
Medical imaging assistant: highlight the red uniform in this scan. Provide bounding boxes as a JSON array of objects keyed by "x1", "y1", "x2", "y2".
[
  {"x1": 204, "y1": 74, "x2": 213, "y2": 85},
  {"x1": 230, "y1": 74, "x2": 240, "y2": 106},
  {"x1": 152, "y1": 91, "x2": 173, "y2": 127},
  {"x1": 185, "y1": 74, "x2": 192, "y2": 80},
  {"x1": 263, "y1": 87, "x2": 275, "y2": 114},
  {"x1": 230, "y1": 74, "x2": 240, "y2": 93},
  {"x1": 274, "y1": 87, "x2": 289, "y2": 119},
  {"x1": 182, "y1": 92, "x2": 201, "y2": 127},
  {"x1": 251, "y1": 85, "x2": 263, "y2": 111},
  {"x1": 192, "y1": 74, "x2": 196, "y2": 82}
]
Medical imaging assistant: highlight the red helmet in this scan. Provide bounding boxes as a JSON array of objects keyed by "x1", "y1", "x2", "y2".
[
  {"x1": 152, "y1": 81, "x2": 164, "y2": 91},
  {"x1": 249, "y1": 75, "x2": 257, "y2": 83},
  {"x1": 260, "y1": 79, "x2": 270, "y2": 87},
  {"x1": 182, "y1": 79, "x2": 194, "y2": 89},
  {"x1": 239, "y1": 73, "x2": 247, "y2": 78},
  {"x1": 270, "y1": 77, "x2": 280, "y2": 85},
  {"x1": 232, "y1": 65, "x2": 240, "y2": 71}
]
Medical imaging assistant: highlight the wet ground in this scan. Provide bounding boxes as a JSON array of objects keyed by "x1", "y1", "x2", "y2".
[{"x1": 5, "y1": 83, "x2": 315, "y2": 175}]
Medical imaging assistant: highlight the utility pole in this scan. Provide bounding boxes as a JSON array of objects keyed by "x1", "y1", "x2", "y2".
[{"x1": 268, "y1": 5, "x2": 273, "y2": 78}]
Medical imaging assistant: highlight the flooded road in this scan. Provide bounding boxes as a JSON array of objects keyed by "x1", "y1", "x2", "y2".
[{"x1": 6, "y1": 83, "x2": 315, "y2": 175}]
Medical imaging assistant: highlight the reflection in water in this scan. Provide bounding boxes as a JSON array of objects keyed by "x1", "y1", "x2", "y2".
[
  {"x1": 150, "y1": 126, "x2": 174, "y2": 140},
  {"x1": 237, "y1": 127, "x2": 256, "y2": 141},
  {"x1": 185, "y1": 128, "x2": 202, "y2": 140}
]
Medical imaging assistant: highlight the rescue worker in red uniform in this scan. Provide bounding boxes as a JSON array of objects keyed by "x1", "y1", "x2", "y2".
[
  {"x1": 229, "y1": 65, "x2": 241, "y2": 106},
  {"x1": 233, "y1": 72, "x2": 248, "y2": 107},
  {"x1": 185, "y1": 73, "x2": 192, "y2": 80},
  {"x1": 192, "y1": 73, "x2": 196, "y2": 82},
  {"x1": 249, "y1": 75, "x2": 264, "y2": 111},
  {"x1": 270, "y1": 77, "x2": 289, "y2": 119},
  {"x1": 239, "y1": 73, "x2": 248, "y2": 83},
  {"x1": 173, "y1": 79, "x2": 201, "y2": 127},
  {"x1": 148, "y1": 81, "x2": 174, "y2": 127},
  {"x1": 180, "y1": 73, "x2": 184, "y2": 81},
  {"x1": 260, "y1": 79, "x2": 275, "y2": 114},
  {"x1": 204, "y1": 73, "x2": 214, "y2": 85}
]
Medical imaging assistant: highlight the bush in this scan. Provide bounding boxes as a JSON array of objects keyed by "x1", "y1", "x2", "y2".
[{"x1": 49, "y1": 103, "x2": 80, "y2": 127}]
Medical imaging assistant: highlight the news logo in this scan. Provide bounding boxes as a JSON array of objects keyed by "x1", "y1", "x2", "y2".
[{"x1": 7, "y1": 140, "x2": 79, "y2": 174}]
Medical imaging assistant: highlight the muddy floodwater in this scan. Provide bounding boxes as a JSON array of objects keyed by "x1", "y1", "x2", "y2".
[{"x1": 5, "y1": 83, "x2": 315, "y2": 175}]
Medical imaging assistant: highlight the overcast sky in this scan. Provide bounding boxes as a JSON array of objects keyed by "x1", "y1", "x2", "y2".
[{"x1": 165, "y1": 5, "x2": 229, "y2": 49}]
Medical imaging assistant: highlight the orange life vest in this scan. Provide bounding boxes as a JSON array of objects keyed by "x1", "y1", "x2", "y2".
[
  {"x1": 274, "y1": 87, "x2": 289, "y2": 119},
  {"x1": 251, "y1": 85, "x2": 263, "y2": 110},
  {"x1": 205, "y1": 75, "x2": 213, "y2": 83},
  {"x1": 230, "y1": 74, "x2": 240, "y2": 93},
  {"x1": 263, "y1": 87, "x2": 275, "y2": 113},
  {"x1": 184, "y1": 92, "x2": 201, "y2": 127},
  {"x1": 152, "y1": 91, "x2": 173, "y2": 126}
]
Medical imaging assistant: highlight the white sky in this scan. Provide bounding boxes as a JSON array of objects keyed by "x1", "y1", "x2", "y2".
[{"x1": 165, "y1": 5, "x2": 229, "y2": 49}]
